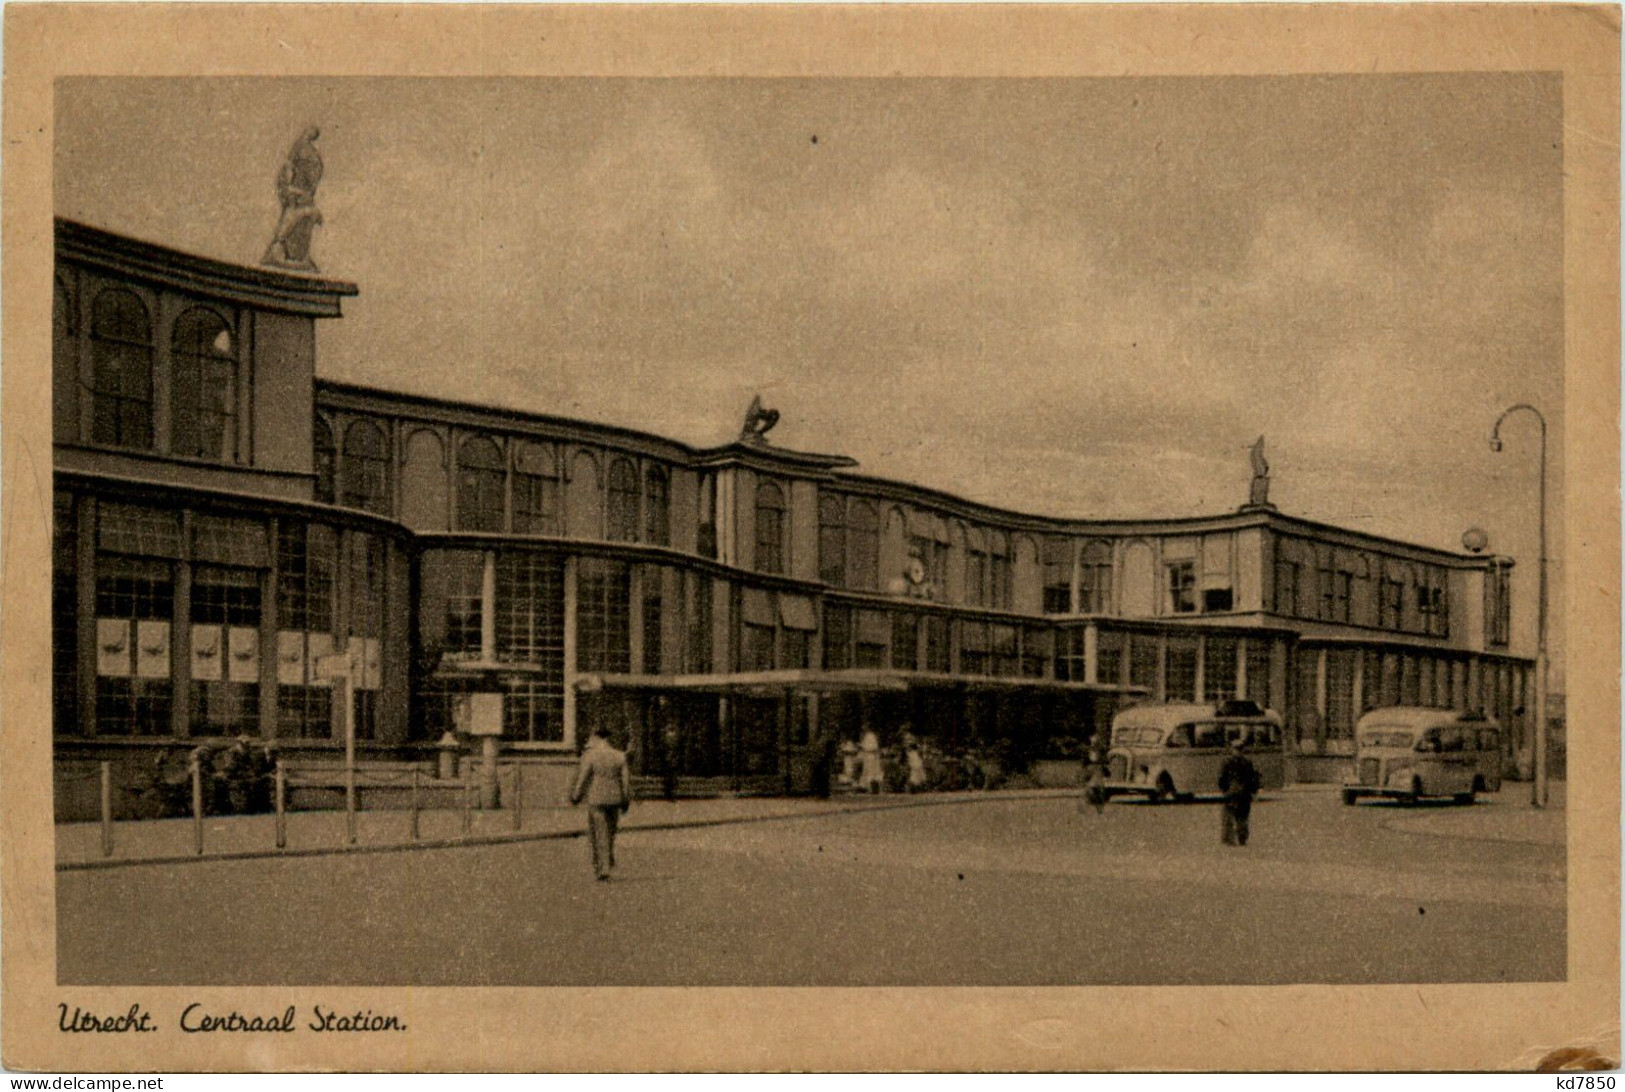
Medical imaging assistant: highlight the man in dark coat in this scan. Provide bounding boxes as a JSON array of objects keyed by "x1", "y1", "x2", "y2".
[{"x1": 1217, "y1": 737, "x2": 1262, "y2": 847}]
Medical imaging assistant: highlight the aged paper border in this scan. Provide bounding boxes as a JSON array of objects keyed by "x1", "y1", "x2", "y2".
[{"x1": 2, "y1": 3, "x2": 1618, "y2": 1073}]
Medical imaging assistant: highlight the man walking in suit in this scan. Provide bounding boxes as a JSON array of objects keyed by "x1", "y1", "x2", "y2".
[
  {"x1": 570, "y1": 726, "x2": 632, "y2": 881},
  {"x1": 1218, "y1": 736, "x2": 1262, "y2": 847}
]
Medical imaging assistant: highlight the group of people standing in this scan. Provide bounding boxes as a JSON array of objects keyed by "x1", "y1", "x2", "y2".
[{"x1": 836, "y1": 729, "x2": 928, "y2": 794}]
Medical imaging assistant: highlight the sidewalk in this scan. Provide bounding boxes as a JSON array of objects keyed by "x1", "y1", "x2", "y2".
[
  {"x1": 55, "y1": 787, "x2": 1068, "y2": 870},
  {"x1": 56, "y1": 780, "x2": 1565, "y2": 869}
]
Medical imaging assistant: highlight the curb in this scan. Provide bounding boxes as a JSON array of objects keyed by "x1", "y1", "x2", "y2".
[{"x1": 56, "y1": 788, "x2": 1069, "y2": 873}]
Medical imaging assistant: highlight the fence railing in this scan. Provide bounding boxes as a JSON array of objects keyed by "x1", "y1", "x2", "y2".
[{"x1": 78, "y1": 758, "x2": 555, "y2": 859}]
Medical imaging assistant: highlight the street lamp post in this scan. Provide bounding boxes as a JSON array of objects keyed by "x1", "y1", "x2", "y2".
[{"x1": 1489, "y1": 403, "x2": 1548, "y2": 809}]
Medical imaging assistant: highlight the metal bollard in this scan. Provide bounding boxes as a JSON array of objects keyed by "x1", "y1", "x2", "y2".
[
  {"x1": 99, "y1": 762, "x2": 113, "y2": 858},
  {"x1": 274, "y1": 762, "x2": 287, "y2": 850},
  {"x1": 410, "y1": 768, "x2": 421, "y2": 842},
  {"x1": 345, "y1": 763, "x2": 358, "y2": 846},
  {"x1": 461, "y1": 767, "x2": 473, "y2": 835},
  {"x1": 511, "y1": 764, "x2": 523, "y2": 832},
  {"x1": 191, "y1": 761, "x2": 204, "y2": 856}
]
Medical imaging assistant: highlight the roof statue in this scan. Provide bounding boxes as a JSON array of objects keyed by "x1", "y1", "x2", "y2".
[
  {"x1": 262, "y1": 126, "x2": 325, "y2": 272},
  {"x1": 740, "y1": 395, "x2": 780, "y2": 444},
  {"x1": 1246, "y1": 435, "x2": 1273, "y2": 510}
]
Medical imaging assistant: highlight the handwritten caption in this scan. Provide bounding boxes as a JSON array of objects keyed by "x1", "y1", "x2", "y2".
[{"x1": 58, "y1": 1002, "x2": 407, "y2": 1034}]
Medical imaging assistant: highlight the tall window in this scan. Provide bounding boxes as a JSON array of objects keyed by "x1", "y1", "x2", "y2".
[
  {"x1": 89, "y1": 289, "x2": 153, "y2": 450},
  {"x1": 1097, "y1": 629, "x2": 1125, "y2": 686},
  {"x1": 576, "y1": 558, "x2": 630, "y2": 672},
  {"x1": 431, "y1": 550, "x2": 486, "y2": 660},
  {"x1": 1274, "y1": 558, "x2": 1301, "y2": 617},
  {"x1": 965, "y1": 529, "x2": 988, "y2": 606},
  {"x1": 1165, "y1": 635, "x2": 1198, "y2": 700},
  {"x1": 1333, "y1": 568, "x2": 1355, "y2": 622},
  {"x1": 991, "y1": 625, "x2": 1019, "y2": 676},
  {"x1": 1166, "y1": 561, "x2": 1197, "y2": 614},
  {"x1": 313, "y1": 417, "x2": 336, "y2": 504},
  {"x1": 276, "y1": 521, "x2": 336, "y2": 739},
  {"x1": 849, "y1": 501, "x2": 879, "y2": 591},
  {"x1": 818, "y1": 494, "x2": 847, "y2": 586},
  {"x1": 988, "y1": 532, "x2": 1011, "y2": 610},
  {"x1": 495, "y1": 553, "x2": 565, "y2": 742},
  {"x1": 457, "y1": 435, "x2": 506, "y2": 532},
  {"x1": 644, "y1": 467, "x2": 670, "y2": 546},
  {"x1": 1317, "y1": 551, "x2": 1337, "y2": 620},
  {"x1": 755, "y1": 480, "x2": 786, "y2": 575},
  {"x1": 1043, "y1": 539, "x2": 1073, "y2": 614},
  {"x1": 1486, "y1": 566, "x2": 1511, "y2": 647},
  {"x1": 923, "y1": 615, "x2": 950, "y2": 673},
  {"x1": 342, "y1": 419, "x2": 390, "y2": 515},
  {"x1": 822, "y1": 603, "x2": 853, "y2": 670},
  {"x1": 190, "y1": 564, "x2": 263, "y2": 737},
  {"x1": 606, "y1": 458, "x2": 640, "y2": 542},
  {"x1": 1079, "y1": 542, "x2": 1113, "y2": 613},
  {"x1": 890, "y1": 614, "x2": 918, "y2": 671},
  {"x1": 641, "y1": 567, "x2": 664, "y2": 673},
  {"x1": 513, "y1": 441, "x2": 560, "y2": 535},
  {"x1": 1379, "y1": 571, "x2": 1406, "y2": 630},
  {"x1": 94, "y1": 555, "x2": 175, "y2": 736},
  {"x1": 1204, "y1": 636, "x2": 1238, "y2": 702},
  {"x1": 53, "y1": 493, "x2": 77, "y2": 735},
  {"x1": 170, "y1": 308, "x2": 237, "y2": 462}
]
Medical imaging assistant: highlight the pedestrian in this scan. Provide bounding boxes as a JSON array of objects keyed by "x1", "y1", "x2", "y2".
[
  {"x1": 1218, "y1": 735, "x2": 1262, "y2": 847},
  {"x1": 905, "y1": 738, "x2": 927, "y2": 793},
  {"x1": 1080, "y1": 734, "x2": 1109, "y2": 816},
  {"x1": 569, "y1": 725, "x2": 633, "y2": 881},
  {"x1": 809, "y1": 729, "x2": 837, "y2": 799},
  {"x1": 859, "y1": 726, "x2": 884, "y2": 794},
  {"x1": 660, "y1": 720, "x2": 681, "y2": 803},
  {"x1": 838, "y1": 736, "x2": 860, "y2": 788}
]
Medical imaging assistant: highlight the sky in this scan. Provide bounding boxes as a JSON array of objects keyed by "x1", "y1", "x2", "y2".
[{"x1": 55, "y1": 75, "x2": 1565, "y2": 673}]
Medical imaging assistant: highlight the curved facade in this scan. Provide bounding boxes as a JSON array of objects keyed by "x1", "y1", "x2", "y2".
[{"x1": 52, "y1": 218, "x2": 1535, "y2": 814}]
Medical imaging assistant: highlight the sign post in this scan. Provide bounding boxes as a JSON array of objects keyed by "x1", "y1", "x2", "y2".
[{"x1": 458, "y1": 692, "x2": 505, "y2": 810}]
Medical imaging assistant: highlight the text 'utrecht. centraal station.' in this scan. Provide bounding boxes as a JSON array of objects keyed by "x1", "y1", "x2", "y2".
[{"x1": 51, "y1": 217, "x2": 1536, "y2": 817}]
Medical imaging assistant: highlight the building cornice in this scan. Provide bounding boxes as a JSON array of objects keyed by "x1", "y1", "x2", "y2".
[{"x1": 56, "y1": 218, "x2": 358, "y2": 318}]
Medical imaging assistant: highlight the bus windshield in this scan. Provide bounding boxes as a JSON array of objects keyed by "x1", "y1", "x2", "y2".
[
  {"x1": 1361, "y1": 728, "x2": 1414, "y2": 749},
  {"x1": 1112, "y1": 727, "x2": 1163, "y2": 747}
]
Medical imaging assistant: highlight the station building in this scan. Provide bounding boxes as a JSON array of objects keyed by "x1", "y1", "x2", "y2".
[{"x1": 50, "y1": 218, "x2": 1536, "y2": 816}]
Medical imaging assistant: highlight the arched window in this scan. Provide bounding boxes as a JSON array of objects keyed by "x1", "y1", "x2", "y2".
[
  {"x1": 818, "y1": 494, "x2": 847, "y2": 586},
  {"x1": 1080, "y1": 541, "x2": 1113, "y2": 613},
  {"x1": 988, "y1": 531, "x2": 1011, "y2": 609},
  {"x1": 644, "y1": 466, "x2": 669, "y2": 546},
  {"x1": 606, "y1": 457, "x2": 640, "y2": 542},
  {"x1": 755, "y1": 480, "x2": 786, "y2": 574},
  {"x1": 456, "y1": 435, "x2": 506, "y2": 532},
  {"x1": 849, "y1": 500, "x2": 879, "y2": 591},
  {"x1": 313, "y1": 416, "x2": 336, "y2": 504},
  {"x1": 1042, "y1": 538, "x2": 1074, "y2": 614},
  {"x1": 90, "y1": 289, "x2": 153, "y2": 450},
  {"x1": 341, "y1": 419, "x2": 390, "y2": 515},
  {"x1": 965, "y1": 528, "x2": 988, "y2": 606},
  {"x1": 171, "y1": 307, "x2": 237, "y2": 461},
  {"x1": 512, "y1": 441, "x2": 559, "y2": 535}
]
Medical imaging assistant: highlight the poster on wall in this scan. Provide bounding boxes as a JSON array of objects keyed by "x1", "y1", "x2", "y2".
[
  {"x1": 134, "y1": 620, "x2": 169, "y2": 679},
  {"x1": 190, "y1": 623, "x2": 222, "y2": 682},
  {"x1": 94, "y1": 618, "x2": 129, "y2": 678}
]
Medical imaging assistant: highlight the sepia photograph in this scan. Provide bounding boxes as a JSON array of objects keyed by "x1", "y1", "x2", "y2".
[{"x1": 3, "y1": 3, "x2": 1618, "y2": 1074}]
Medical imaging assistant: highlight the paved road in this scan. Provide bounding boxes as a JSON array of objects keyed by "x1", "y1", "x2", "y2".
[{"x1": 57, "y1": 792, "x2": 1564, "y2": 986}]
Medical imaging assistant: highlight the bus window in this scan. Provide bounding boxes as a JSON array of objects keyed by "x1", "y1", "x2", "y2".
[
  {"x1": 1479, "y1": 728, "x2": 1501, "y2": 753},
  {"x1": 1415, "y1": 729, "x2": 1441, "y2": 753},
  {"x1": 1438, "y1": 726, "x2": 1466, "y2": 752},
  {"x1": 1165, "y1": 724, "x2": 1193, "y2": 749},
  {"x1": 1193, "y1": 722, "x2": 1227, "y2": 748},
  {"x1": 1251, "y1": 722, "x2": 1281, "y2": 748}
]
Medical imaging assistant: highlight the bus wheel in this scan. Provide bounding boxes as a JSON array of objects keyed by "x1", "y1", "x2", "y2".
[
  {"x1": 1152, "y1": 774, "x2": 1175, "y2": 805},
  {"x1": 1408, "y1": 777, "x2": 1423, "y2": 805},
  {"x1": 1341, "y1": 789, "x2": 1359, "y2": 807},
  {"x1": 1456, "y1": 777, "x2": 1483, "y2": 806}
]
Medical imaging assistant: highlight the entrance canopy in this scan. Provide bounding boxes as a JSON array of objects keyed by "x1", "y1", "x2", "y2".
[{"x1": 577, "y1": 668, "x2": 1147, "y2": 699}]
